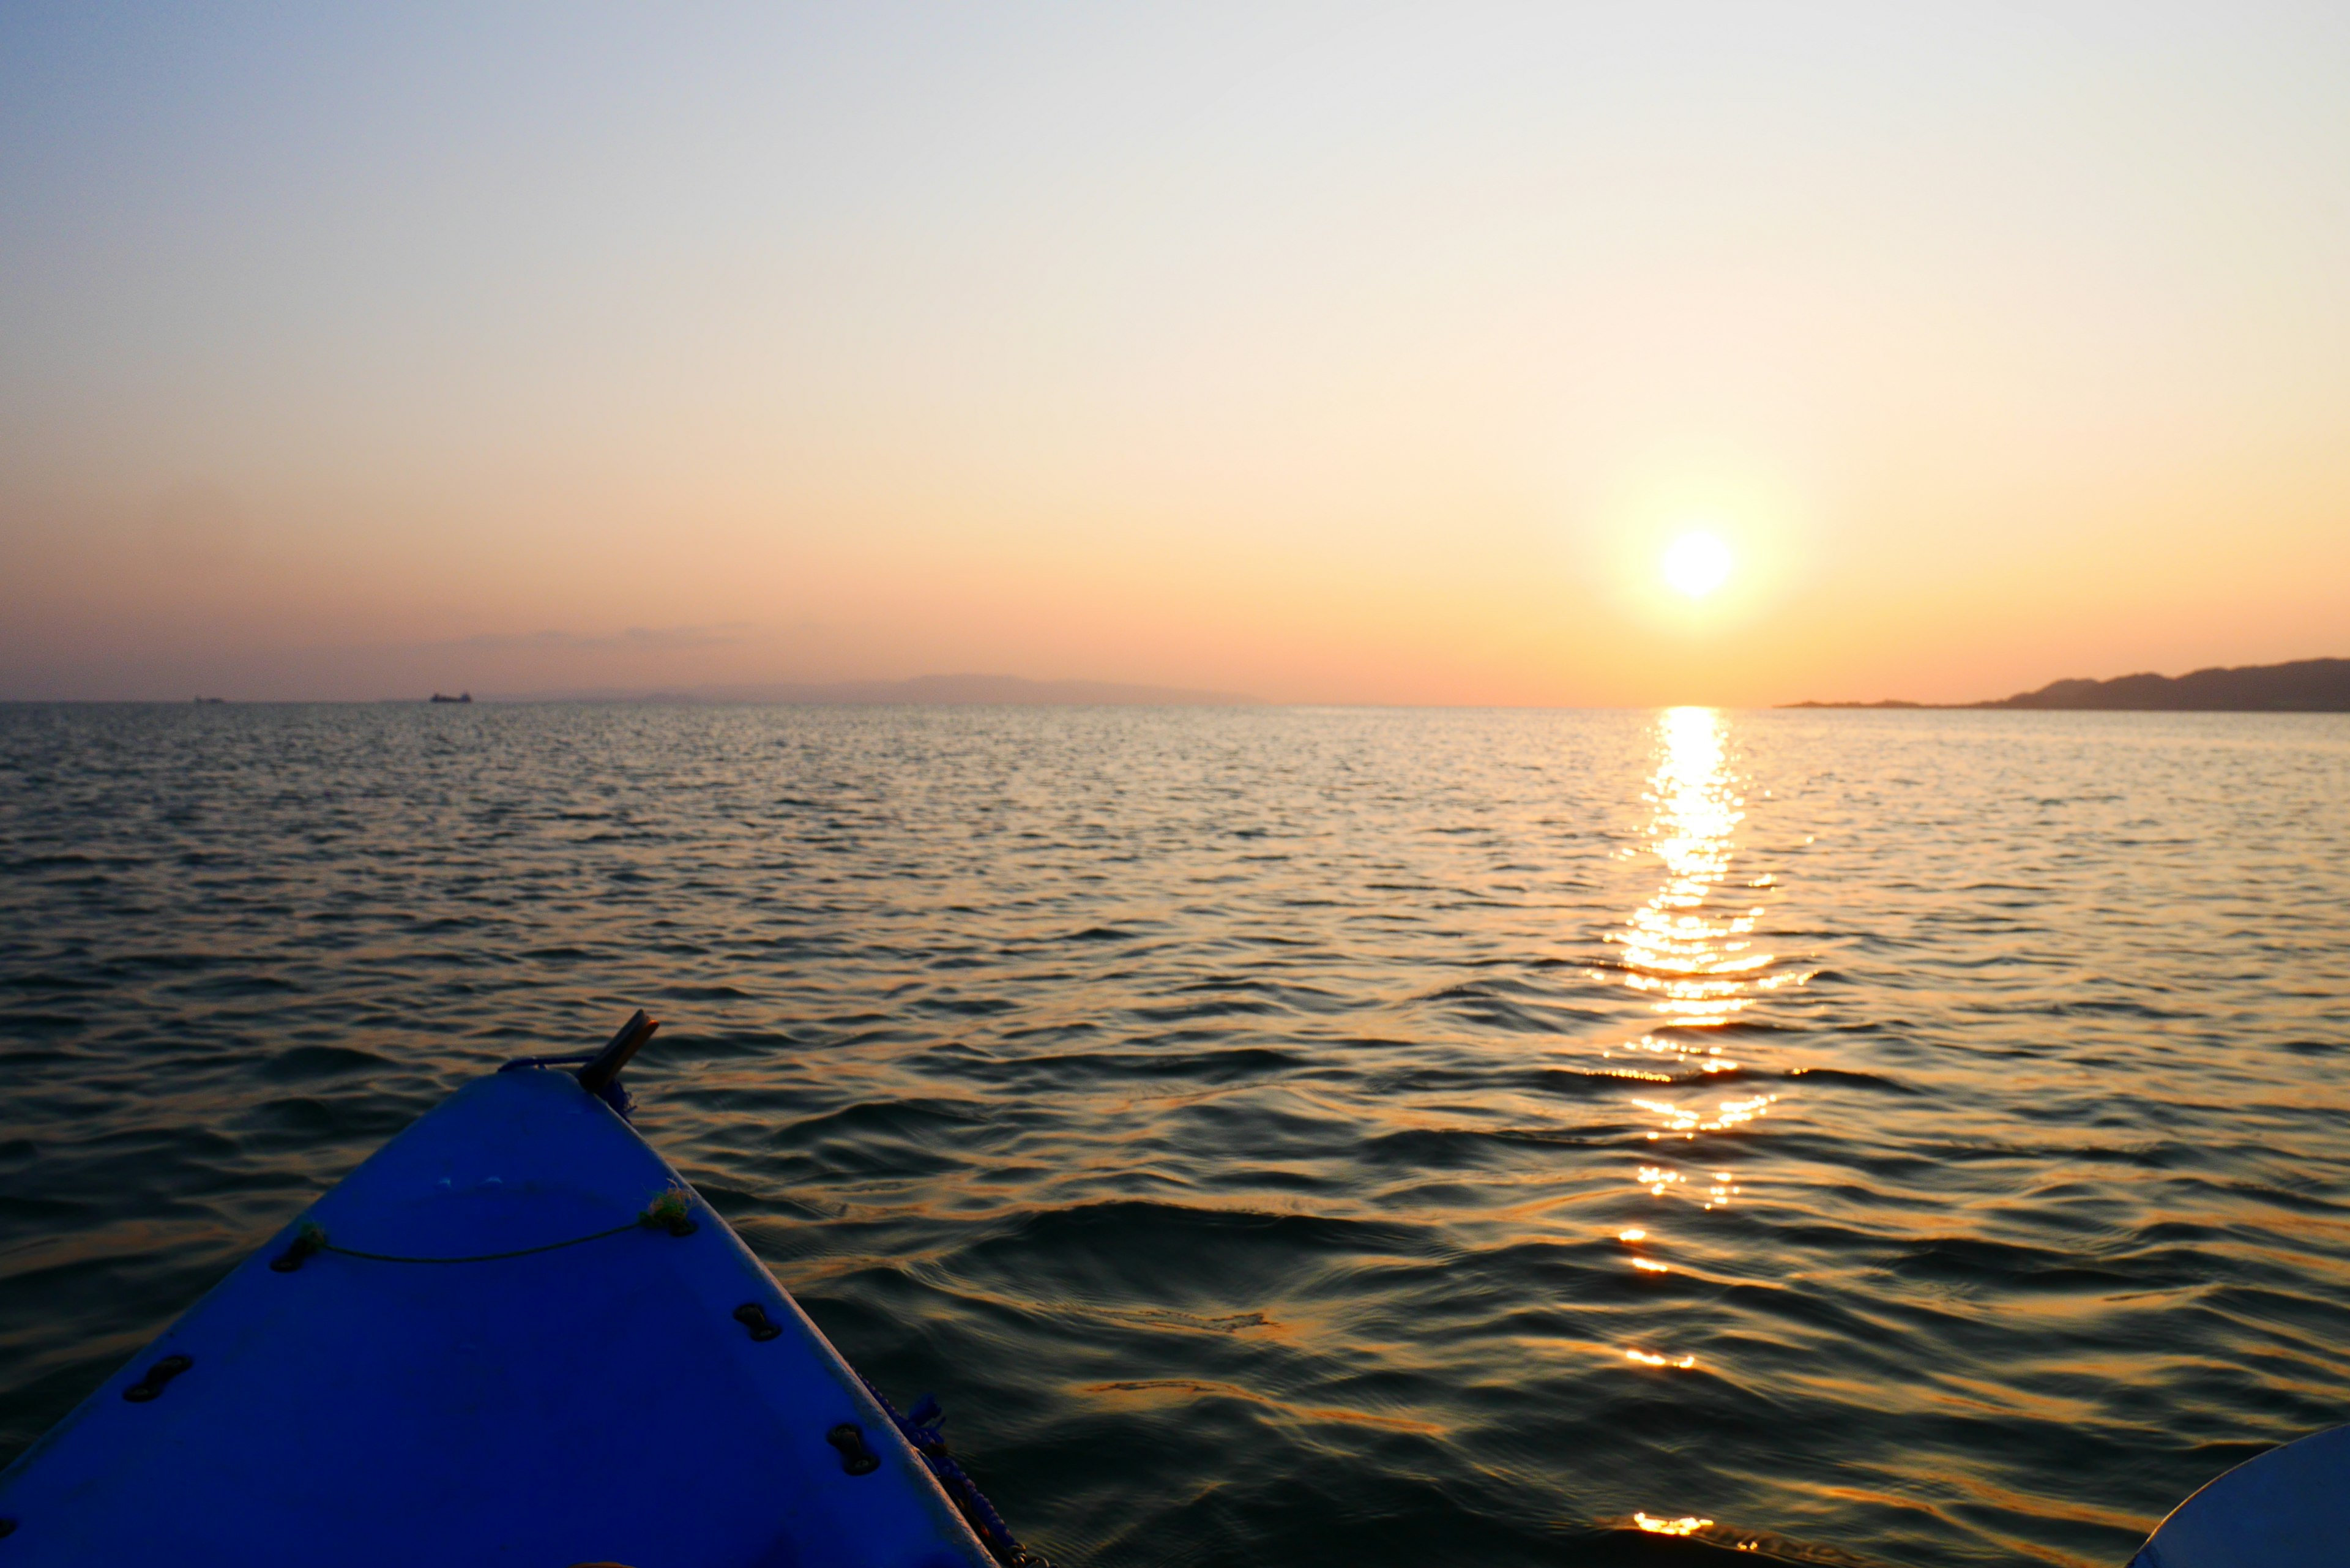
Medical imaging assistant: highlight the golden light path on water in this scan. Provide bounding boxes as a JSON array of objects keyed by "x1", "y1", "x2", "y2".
[{"x1": 1607, "y1": 708, "x2": 1805, "y2": 1550}]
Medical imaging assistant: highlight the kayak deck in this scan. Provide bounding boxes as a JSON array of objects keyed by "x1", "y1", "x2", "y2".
[{"x1": 0, "y1": 1064, "x2": 998, "y2": 1567}]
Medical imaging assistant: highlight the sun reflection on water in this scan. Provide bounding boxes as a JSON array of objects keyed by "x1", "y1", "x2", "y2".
[
  {"x1": 1608, "y1": 707, "x2": 1804, "y2": 1409},
  {"x1": 1633, "y1": 1512, "x2": 1715, "y2": 1536},
  {"x1": 1615, "y1": 707, "x2": 1768, "y2": 1034},
  {"x1": 1605, "y1": 710, "x2": 1786, "y2": 1104}
]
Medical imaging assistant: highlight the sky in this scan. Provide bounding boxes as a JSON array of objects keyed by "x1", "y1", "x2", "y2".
[{"x1": 4, "y1": 2, "x2": 2347, "y2": 706}]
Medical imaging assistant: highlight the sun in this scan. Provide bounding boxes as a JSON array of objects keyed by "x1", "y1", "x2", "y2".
[{"x1": 1660, "y1": 531, "x2": 1734, "y2": 599}]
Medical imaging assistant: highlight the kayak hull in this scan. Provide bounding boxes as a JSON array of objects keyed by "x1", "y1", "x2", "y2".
[
  {"x1": 0, "y1": 1066, "x2": 994, "y2": 1568},
  {"x1": 2132, "y1": 1424, "x2": 2350, "y2": 1568}
]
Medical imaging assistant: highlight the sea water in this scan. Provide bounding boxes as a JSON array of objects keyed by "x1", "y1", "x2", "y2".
[{"x1": 2, "y1": 702, "x2": 2346, "y2": 1566}]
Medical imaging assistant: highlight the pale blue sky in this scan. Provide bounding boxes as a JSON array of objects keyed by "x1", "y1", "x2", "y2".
[{"x1": 5, "y1": 4, "x2": 2346, "y2": 701}]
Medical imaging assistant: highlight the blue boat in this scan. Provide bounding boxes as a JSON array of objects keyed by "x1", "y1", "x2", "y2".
[
  {"x1": 0, "y1": 1013, "x2": 1043, "y2": 1567},
  {"x1": 2131, "y1": 1424, "x2": 2350, "y2": 1567}
]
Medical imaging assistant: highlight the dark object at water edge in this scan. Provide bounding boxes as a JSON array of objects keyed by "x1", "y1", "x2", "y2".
[
  {"x1": 428, "y1": 691, "x2": 472, "y2": 703},
  {"x1": 0, "y1": 1010, "x2": 1045, "y2": 1567},
  {"x1": 1786, "y1": 655, "x2": 2350, "y2": 712}
]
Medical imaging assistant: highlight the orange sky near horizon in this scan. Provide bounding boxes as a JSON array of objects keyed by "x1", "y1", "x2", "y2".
[{"x1": 4, "y1": 6, "x2": 2347, "y2": 706}]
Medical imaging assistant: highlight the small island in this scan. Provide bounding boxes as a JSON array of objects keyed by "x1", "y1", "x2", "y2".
[
  {"x1": 429, "y1": 692, "x2": 472, "y2": 704},
  {"x1": 1787, "y1": 657, "x2": 2350, "y2": 712}
]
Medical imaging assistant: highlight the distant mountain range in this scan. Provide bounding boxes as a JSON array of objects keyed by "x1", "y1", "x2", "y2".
[
  {"x1": 1788, "y1": 657, "x2": 2350, "y2": 712},
  {"x1": 489, "y1": 673, "x2": 1263, "y2": 706}
]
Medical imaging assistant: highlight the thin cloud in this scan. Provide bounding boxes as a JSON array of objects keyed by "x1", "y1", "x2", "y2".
[{"x1": 456, "y1": 624, "x2": 754, "y2": 653}]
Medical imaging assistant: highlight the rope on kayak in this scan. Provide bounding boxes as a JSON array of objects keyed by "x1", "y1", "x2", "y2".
[
  {"x1": 860, "y1": 1376, "x2": 1051, "y2": 1568},
  {"x1": 297, "y1": 1220, "x2": 641, "y2": 1265},
  {"x1": 269, "y1": 1189, "x2": 699, "y2": 1271}
]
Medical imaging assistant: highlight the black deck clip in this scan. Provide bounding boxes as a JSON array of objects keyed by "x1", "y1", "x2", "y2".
[
  {"x1": 734, "y1": 1303, "x2": 782, "y2": 1341},
  {"x1": 827, "y1": 1422, "x2": 881, "y2": 1475},
  {"x1": 270, "y1": 1223, "x2": 327, "y2": 1272},
  {"x1": 123, "y1": 1354, "x2": 193, "y2": 1403}
]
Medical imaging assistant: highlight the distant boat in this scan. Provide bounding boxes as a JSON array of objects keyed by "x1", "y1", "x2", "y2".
[
  {"x1": 192, "y1": 696, "x2": 226, "y2": 705},
  {"x1": 429, "y1": 692, "x2": 472, "y2": 704}
]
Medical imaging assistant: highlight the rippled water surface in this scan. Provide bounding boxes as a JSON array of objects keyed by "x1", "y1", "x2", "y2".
[{"x1": 4, "y1": 703, "x2": 2349, "y2": 1566}]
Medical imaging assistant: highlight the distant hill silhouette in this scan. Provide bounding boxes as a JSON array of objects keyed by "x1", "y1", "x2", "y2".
[
  {"x1": 1788, "y1": 657, "x2": 2350, "y2": 712},
  {"x1": 494, "y1": 673, "x2": 1263, "y2": 706}
]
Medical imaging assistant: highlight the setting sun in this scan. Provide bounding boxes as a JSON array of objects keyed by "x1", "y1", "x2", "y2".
[{"x1": 1661, "y1": 532, "x2": 1734, "y2": 599}]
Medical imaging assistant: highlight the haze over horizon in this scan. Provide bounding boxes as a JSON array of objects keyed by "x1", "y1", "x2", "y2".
[{"x1": 6, "y1": 4, "x2": 2349, "y2": 706}]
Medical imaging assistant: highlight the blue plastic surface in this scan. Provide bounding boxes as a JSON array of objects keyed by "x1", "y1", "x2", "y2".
[
  {"x1": 2132, "y1": 1424, "x2": 2350, "y2": 1567},
  {"x1": 0, "y1": 1067, "x2": 994, "y2": 1568}
]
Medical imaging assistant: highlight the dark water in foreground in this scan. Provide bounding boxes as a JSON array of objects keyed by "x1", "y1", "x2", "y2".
[{"x1": 4, "y1": 703, "x2": 2349, "y2": 1567}]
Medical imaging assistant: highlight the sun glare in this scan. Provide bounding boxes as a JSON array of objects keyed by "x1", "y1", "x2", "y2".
[{"x1": 1661, "y1": 532, "x2": 1734, "y2": 599}]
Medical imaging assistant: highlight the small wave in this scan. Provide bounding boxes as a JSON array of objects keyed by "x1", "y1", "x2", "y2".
[
  {"x1": 1780, "y1": 1067, "x2": 1917, "y2": 1094},
  {"x1": 259, "y1": 1044, "x2": 395, "y2": 1083},
  {"x1": 984, "y1": 1045, "x2": 1311, "y2": 1086}
]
